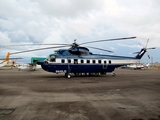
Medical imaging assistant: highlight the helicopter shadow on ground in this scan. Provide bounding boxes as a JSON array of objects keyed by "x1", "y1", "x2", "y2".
[
  {"x1": 32, "y1": 73, "x2": 116, "y2": 84},
  {"x1": 35, "y1": 73, "x2": 114, "y2": 79}
]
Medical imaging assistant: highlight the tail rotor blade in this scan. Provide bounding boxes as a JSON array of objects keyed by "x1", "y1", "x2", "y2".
[
  {"x1": 147, "y1": 47, "x2": 156, "y2": 50},
  {"x1": 145, "y1": 39, "x2": 149, "y2": 48},
  {"x1": 138, "y1": 43, "x2": 142, "y2": 47},
  {"x1": 146, "y1": 51, "x2": 150, "y2": 59}
]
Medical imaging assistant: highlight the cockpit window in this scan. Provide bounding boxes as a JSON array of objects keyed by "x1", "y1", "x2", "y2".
[{"x1": 50, "y1": 56, "x2": 56, "y2": 62}]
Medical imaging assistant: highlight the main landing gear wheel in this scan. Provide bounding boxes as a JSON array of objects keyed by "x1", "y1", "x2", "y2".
[
  {"x1": 65, "y1": 73, "x2": 71, "y2": 79},
  {"x1": 67, "y1": 74, "x2": 71, "y2": 79}
]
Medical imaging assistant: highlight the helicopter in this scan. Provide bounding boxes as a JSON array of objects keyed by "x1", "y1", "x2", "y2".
[{"x1": 9, "y1": 37, "x2": 155, "y2": 78}]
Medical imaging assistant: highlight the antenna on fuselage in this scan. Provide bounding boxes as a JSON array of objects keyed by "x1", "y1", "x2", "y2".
[
  {"x1": 72, "y1": 39, "x2": 78, "y2": 47},
  {"x1": 74, "y1": 39, "x2": 77, "y2": 44}
]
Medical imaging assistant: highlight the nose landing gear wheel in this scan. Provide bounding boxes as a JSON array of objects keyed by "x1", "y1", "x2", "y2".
[{"x1": 112, "y1": 73, "x2": 116, "y2": 77}]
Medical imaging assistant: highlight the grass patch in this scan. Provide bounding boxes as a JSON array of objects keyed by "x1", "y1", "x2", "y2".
[{"x1": 0, "y1": 109, "x2": 15, "y2": 116}]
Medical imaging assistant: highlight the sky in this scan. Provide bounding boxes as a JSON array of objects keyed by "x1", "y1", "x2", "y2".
[{"x1": 0, "y1": 0, "x2": 160, "y2": 63}]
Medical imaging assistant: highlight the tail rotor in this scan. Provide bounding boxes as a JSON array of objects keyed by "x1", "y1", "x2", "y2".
[{"x1": 135, "y1": 39, "x2": 155, "y2": 59}]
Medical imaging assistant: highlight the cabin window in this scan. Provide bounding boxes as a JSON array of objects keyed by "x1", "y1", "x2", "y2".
[
  {"x1": 74, "y1": 59, "x2": 78, "y2": 64},
  {"x1": 98, "y1": 60, "x2": 101, "y2": 64},
  {"x1": 68, "y1": 59, "x2": 71, "y2": 63},
  {"x1": 104, "y1": 61, "x2": 106, "y2": 64},
  {"x1": 50, "y1": 56, "x2": 56, "y2": 62},
  {"x1": 109, "y1": 60, "x2": 111, "y2": 64},
  {"x1": 87, "y1": 60, "x2": 90, "y2": 63},
  {"x1": 92, "y1": 60, "x2": 95, "y2": 64},
  {"x1": 81, "y1": 60, "x2": 84, "y2": 63},
  {"x1": 61, "y1": 59, "x2": 65, "y2": 63}
]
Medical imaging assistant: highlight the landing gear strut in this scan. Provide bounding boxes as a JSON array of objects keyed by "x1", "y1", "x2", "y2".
[{"x1": 112, "y1": 72, "x2": 116, "y2": 77}]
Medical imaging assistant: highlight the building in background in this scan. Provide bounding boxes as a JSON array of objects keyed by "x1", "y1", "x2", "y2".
[{"x1": 31, "y1": 57, "x2": 46, "y2": 64}]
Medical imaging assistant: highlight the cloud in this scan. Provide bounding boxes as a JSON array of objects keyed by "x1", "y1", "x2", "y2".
[
  {"x1": 106, "y1": 0, "x2": 160, "y2": 47},
  {"x1": 33, "y1": 0, "x2": 105, "y2": 18},
  {"x1": 118, "y1": 43, "x2": 141, "y2": 49},
  {"x1": 0, "y1": 31, "x2": 11, "y2": 44}
]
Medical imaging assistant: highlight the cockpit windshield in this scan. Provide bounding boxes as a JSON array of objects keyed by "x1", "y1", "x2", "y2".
[
  {"x1": 49, "y1": 54, "x2": 56, "y2": 62},
  {"x1": 45, "y1": 54, "x2": 56, "y2": 62}
]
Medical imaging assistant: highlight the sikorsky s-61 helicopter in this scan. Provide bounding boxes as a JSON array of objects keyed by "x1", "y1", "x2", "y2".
[{"x1": 10, "y1": 37, "x2": 155, "y2": 78}]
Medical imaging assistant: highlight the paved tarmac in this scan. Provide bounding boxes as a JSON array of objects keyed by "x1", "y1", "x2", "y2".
[{"x1": 0, "y1": 68, "x2": 160, "y2": 120}]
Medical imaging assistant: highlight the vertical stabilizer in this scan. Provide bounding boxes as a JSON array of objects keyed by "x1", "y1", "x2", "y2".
[
  {"x1": 135, "y1": 48, "x2": 146, "y2": 59},
  {"x1": 3, "y1": 52, "x2": 10, "y2": 62}
]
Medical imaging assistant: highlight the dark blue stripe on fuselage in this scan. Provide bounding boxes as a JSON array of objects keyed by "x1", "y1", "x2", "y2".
[{"x1": 39, "y1": 62, "x2": 115, "y2": 73}]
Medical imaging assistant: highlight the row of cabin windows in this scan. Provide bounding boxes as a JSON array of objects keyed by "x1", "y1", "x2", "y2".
[{"x1": 60, "y1": 59, "x2": 111, "y2": 64}]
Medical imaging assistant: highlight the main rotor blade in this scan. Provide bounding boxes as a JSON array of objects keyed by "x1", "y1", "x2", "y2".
[
  {"x1": 10, "y1": 45, "x2": 68, "y2": 55},
  {"x1": 0, "y1": 57, "x2": 22, "y2": 60},
  {"x1": 87, "y1": 46, "x2": 113, "y2": 53},
  {"x1": 80, "y1": 36, "x2": 136, "y2": 45},
  {"x1": 4, "y1": 43, "x2": 71, "y2": 46}
]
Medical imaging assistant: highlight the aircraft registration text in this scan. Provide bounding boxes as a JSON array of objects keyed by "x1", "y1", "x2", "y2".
[{"x1": 56, "y1": 70, "x2": 67, "y2": 73}]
